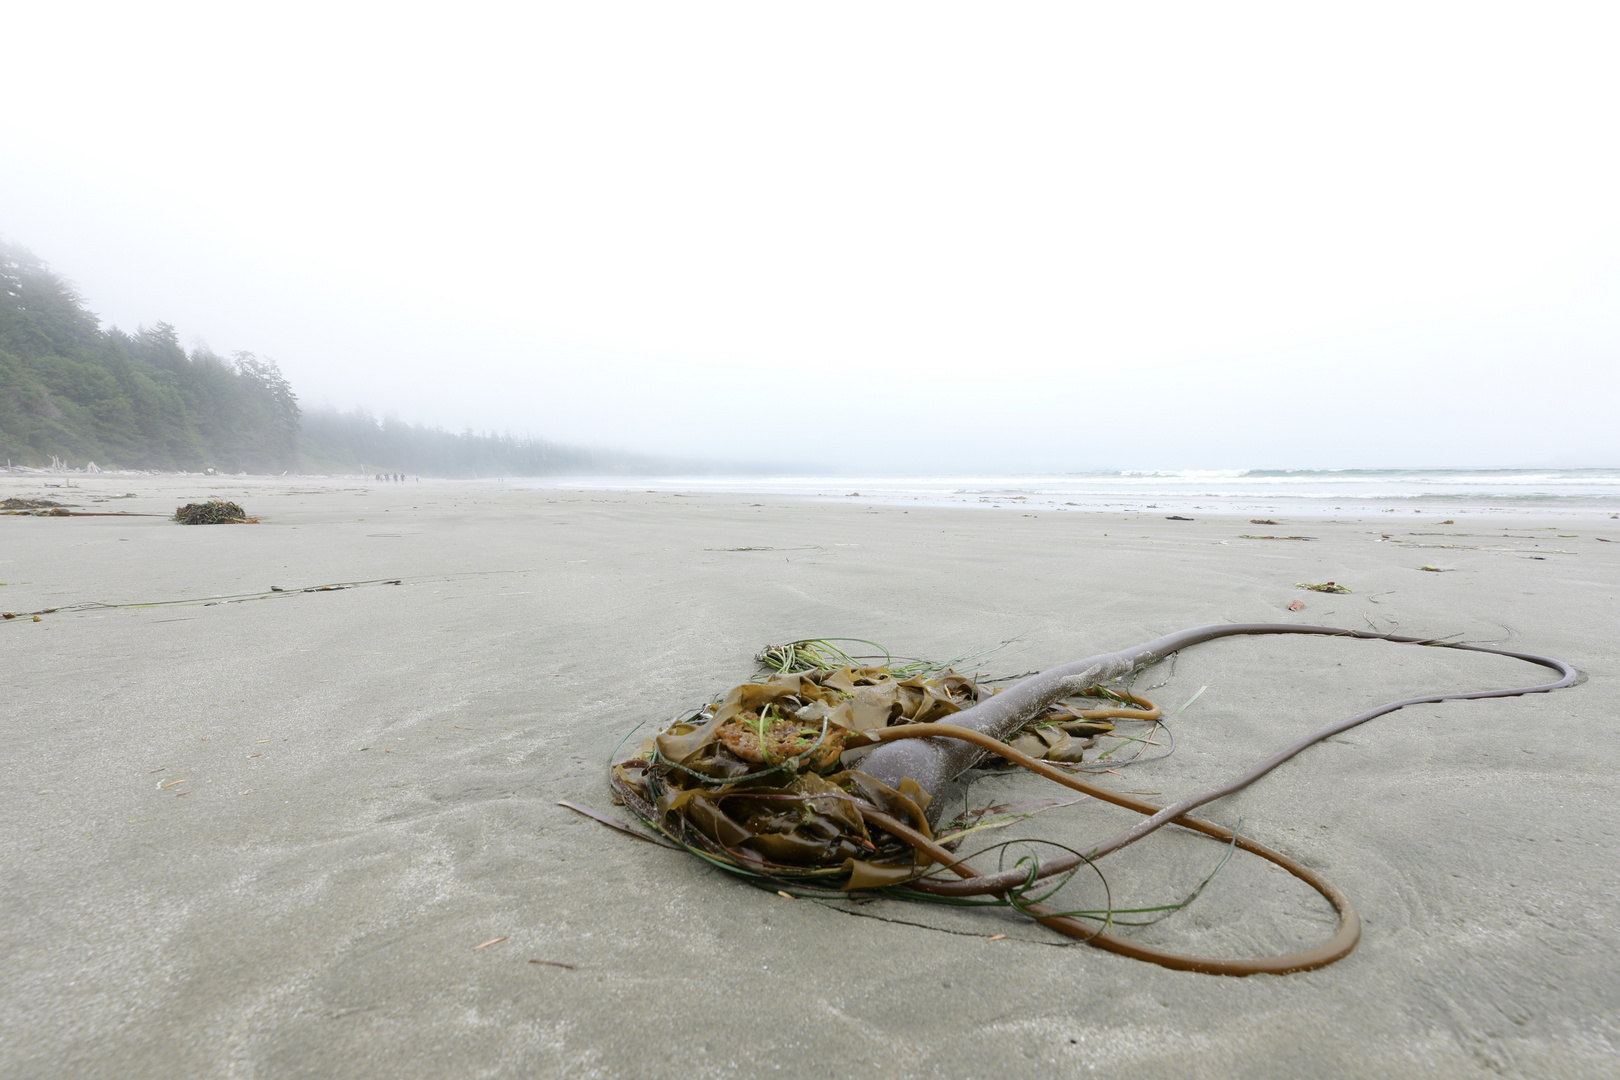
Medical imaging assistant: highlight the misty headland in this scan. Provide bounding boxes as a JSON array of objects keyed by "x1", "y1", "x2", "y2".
[{"x1": 1, "y1": 240, "x2": 698, "y2": 478}]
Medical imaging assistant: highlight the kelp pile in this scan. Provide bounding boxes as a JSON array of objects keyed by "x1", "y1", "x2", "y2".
[
  {"x1": 602, "y1": 629, "x2": 1578, "y2": 976},
  {"x1": 610, "y1": 640, "x2": 1164, "y2": 891},
  {"x1": 173, "y1": 500, "x2": 256, "y2": 524}
]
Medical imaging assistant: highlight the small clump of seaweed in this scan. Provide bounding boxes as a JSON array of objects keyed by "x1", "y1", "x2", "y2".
[
  {"x1": 1295, "y1": 581, "x2": 1351, "y2": 594},
  {"x1": 3, "y1": 497, "x2": 68, "y2": 509},
  {"x1": 173, "y1": 501, "x2": 257, "y2": 525}
]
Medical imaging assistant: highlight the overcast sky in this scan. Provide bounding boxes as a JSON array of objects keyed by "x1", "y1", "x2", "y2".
[{"x1": 3, "y1": 2, "x2": 1616, "y2": 471}]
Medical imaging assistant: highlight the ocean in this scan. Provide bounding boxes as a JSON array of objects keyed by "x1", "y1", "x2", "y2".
[{"x1": 516, "y1": 468, "x2": 1620, "y2": 518}]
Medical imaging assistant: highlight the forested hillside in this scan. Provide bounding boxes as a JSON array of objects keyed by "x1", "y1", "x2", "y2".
[
  {"x1": 0, "y1": 241, "x2": 663, "y2": 476},
  {"x1": 1, "y1": 241, "x2": 300, "y2": 472}
]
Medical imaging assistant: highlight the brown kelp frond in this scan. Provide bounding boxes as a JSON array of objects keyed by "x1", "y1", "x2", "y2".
[
  {"x1": 608, "y1": 658, "x2": 1181, "y2": 905},
  {"x1": 609, "y1": 659, "x2": 999, "y2": 888},
  {"x1": 173, "y1": 500, "x2": 258, "y2": 524},
  {"x1": 610, "y1": 652, "x2": 1182, "y2": 895}
]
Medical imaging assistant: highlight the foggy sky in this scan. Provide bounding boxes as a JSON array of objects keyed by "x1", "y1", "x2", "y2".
[{"x1": 3, "y1": 2, "x2": 1617, "y2": 471}]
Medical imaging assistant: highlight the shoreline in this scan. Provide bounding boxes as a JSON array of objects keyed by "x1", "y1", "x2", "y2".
[{"x1": 6, "y1": 468, "x2": 1620, "y2": 521}]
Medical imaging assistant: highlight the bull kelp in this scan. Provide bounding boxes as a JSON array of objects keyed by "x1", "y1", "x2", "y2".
[
  {"x1": 603, "y1": 627, "x2": 1578, "y2": 975},
  {"x1": 612, "y1": 650, "x2": 1161, "y2": 886}
]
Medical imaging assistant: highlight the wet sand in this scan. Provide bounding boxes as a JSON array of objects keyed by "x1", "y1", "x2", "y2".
[{"x1": 3, "y1": 476, "x2": 1617, "y2": 1079}]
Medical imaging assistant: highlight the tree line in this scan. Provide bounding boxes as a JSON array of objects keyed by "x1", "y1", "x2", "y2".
[
  {"x1": 1, "y1": 241, "x2": 300, "y2": 472},
  {"x1": 0, "y1": 241, "x2": 657, "y2": 476},
  {"x1": 298, "y1": 407, "x2": 661, "y2": 477}
]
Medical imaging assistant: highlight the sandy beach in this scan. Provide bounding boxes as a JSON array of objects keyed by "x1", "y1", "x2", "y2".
[{"x1": 3, "y1": 475, "x2": 1616, "y2": 1079}]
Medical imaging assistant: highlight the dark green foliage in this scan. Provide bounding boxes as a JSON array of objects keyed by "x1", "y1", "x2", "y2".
[
  {"x1": 0, "y1": 241, "x2": 300, "y2": 472},
  {"x1": 173, "y1": 500, "x2": 251, "y2": 524}
]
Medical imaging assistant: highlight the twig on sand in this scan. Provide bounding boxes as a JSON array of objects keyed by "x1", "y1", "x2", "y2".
[
  {"x1": 558, "y1": 799, "x2": 680, "y2": 848},
  {"x1": 472, "y1": 937, "x2": 507, "y2": 951}
]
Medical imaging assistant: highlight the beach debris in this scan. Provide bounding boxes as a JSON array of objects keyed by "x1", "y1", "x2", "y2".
[
  {"x1": 1250, "y1": 519, "x2": 1279, "y2": 525},
  {"x1": 529, "y1": 959, "x2": 577, "y2": 969},
  {"x1": 1598, "y1": 537, "x2": 1612, "y2": 542},
  {"x1": 987, "y1": 934, "x2": 1008, "y2": 941},
  {"x1": 1240, "y1": 534, "x2": 1317, "y2": 541},
  {"x1": 0, "y1": 606, "x2": 57, "y2": 621},
  {"x1": 1417, "y1": 565, "x2": 1449, "y2": 572},
  {"x1": 1165, "y1": 515, "x2": 1193, "y2": 521},
  {"x1": 597, "y1": 627, "x2": 1576, "y2": 977},
  {"x1": 610, "y1": 648, "x2": 1160, "y2": 883},
  {"x1": 2, "y1": 496, "x2": 68, "y2": 509},
  {"x1": 472, "y1": 937, "x2": 508, "y2": 951},
  {"x1": 705, "y1": 546, "x2": 804, "y2": 552},
  {"x1": 559, "y1": 799, "x2": 676, "y2": 846},
  {"x1": 1288, "y1": 600, "x2": 1305, "y2": 611},
  {"x1": 173, "y1": 500, "x2": 257, "y2": 524},
  {"x1": 4, "y1": 506, "x2": 160, "y2": 517},
  {"x1": 1296, "y1": 582, "x2": 1351, "y2": 593}
]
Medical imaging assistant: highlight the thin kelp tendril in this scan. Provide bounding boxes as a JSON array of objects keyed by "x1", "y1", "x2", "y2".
[
  {"x1": 975, "y1": 824, "x2": 1242, "y2": 928},
  {"x1": 756, "y1": 637, "x2": 1014, "y2": 679}
]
